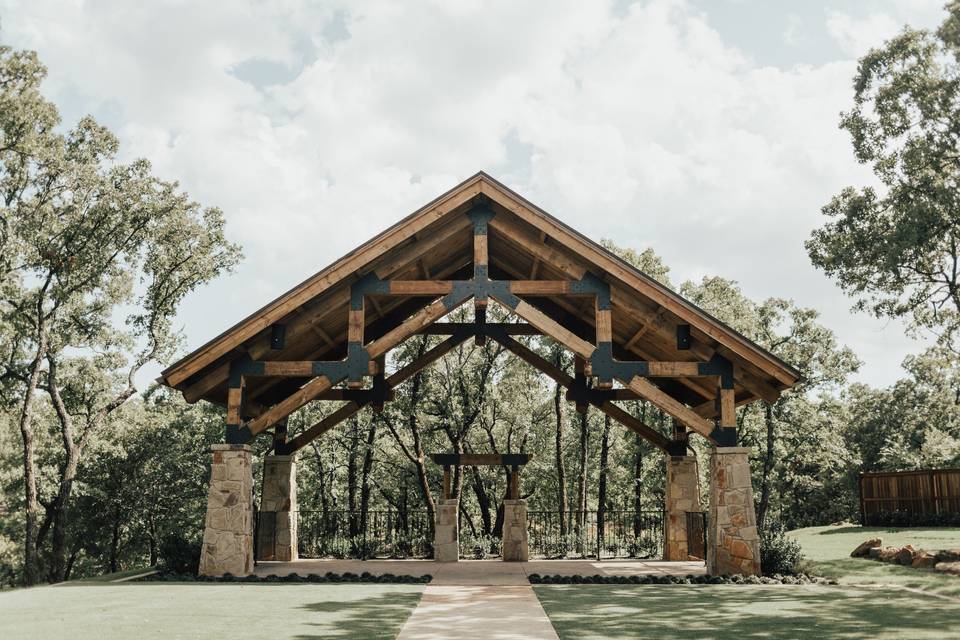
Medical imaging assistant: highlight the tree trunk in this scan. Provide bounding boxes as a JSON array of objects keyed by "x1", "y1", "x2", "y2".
[
  {"x1": 554, "y1": 381, "x2": 568, "y2": 535},
  {"x1": 598, "y1": 415, "x2": 611, "y2": 540},
  {"x1": 359, "y1": 419, "x2": 377, "y2": 535},
  {"x1": 470, "y1": 467, "x2": 493, "y2": 536},
  {"x1": 18, "y1": 335, "x2": 46, "y2": 586},
  {"x1": 633, "y1": 433, "x2": 644, "y2": 535},
  {"x1": 50, "y1": 444, "x2": 81, "y2": 582},
  {"x1": 758, "y1": 403, "x2": 776, "y2": 529},
  {"x1": 576, "y1": 409, "x2": 589, "y2": 529},
  {"x1": 109, "y1": 503, "x2": 122, "y2": 573},
  {"x1": 346, "y1": 418, "x2": 360, "y2": 537}
]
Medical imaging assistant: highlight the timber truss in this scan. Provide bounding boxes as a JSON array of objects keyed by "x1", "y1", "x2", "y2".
[{"x1": 224, "y1": 203, "x2": 740, "y2": 456}]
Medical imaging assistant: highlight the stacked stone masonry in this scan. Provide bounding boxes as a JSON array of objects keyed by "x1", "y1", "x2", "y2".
[
  {"x1": 664, "y1": 455, "x2": 701, "y2": 561},
  {"x1": 257, "y1": 454, "x2": 298, "y2": 562},
  {"x1": 707, "y1": 447, "x2": 761, "y2": 576},
  {"x1": 434, "y1": 499, "x2": 459, "y2": 562},
  {"x1": 502, "y1": 499, "x2": 529, "y2": 562},
  {"x1": 199, "y1": 445, "x2": 254, "y2": 577}
]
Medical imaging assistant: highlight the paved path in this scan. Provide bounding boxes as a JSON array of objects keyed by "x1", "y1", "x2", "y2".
[
  {"x1": 254, "y1": 558, "x2": 706, "y2": 640},
  {"x1": 397, "y1": 585, "x2": 558, "y2": 640}
]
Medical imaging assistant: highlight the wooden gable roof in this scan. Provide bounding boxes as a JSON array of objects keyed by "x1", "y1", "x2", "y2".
[{"x1": 159, "y1": 172, "x2": 800, "y2": 415}]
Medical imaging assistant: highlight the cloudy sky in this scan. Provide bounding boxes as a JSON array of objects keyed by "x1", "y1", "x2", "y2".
[{"x1": 0, "y1": 0, "x2": 949, "y2": 389}]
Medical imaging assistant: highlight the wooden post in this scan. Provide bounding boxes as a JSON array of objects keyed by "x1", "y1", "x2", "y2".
[
  {"x1": 510, "y1": 466, "x2": 520, "y2": 500},
  {"x1": 595, "y1": 297, "x2": 612, "y2": 389},
  {"x1": 348, "y1": 294, "x2": 365, "y2": 389},
  {"x1": 443, "y1": 465, "x2": 451, "y2": 500}
]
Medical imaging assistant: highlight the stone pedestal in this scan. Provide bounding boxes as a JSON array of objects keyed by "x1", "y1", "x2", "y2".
[
  {"x1": 434, "y1": 498, "x2": 459, "y2": 562},
  {"x1": 502, "y1": 499, "x2": 529, "y2": 561},
  {"x1": 707, "y1": 447, "x2": 760, "y2": 576},
  {"x1": 199, "y1": 444, "x2": 254, "y2": 576},
  {"x1": 664, "y1": 455, "x2": 700, "y2": 561},
  {"x1": 256, "y1": 454, "x2": 298, "y2": 562}
]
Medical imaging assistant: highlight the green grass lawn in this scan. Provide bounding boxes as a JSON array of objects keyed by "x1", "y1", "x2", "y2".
[
  {"x1": 535, "y1": 583, "x2": 960, "y2": 639},
  {"x1": 789, "y1": 525, "x2": 960, "y2": 597},
  {"x1": 0, "y1": 582, "x2": 424, "y2": 640}
]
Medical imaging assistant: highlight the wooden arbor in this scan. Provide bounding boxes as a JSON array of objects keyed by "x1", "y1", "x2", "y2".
[{"x1": 159, "y1": 172, "x2": 801, "y2": 576}]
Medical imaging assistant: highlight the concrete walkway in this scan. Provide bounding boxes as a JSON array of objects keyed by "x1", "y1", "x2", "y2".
[
  {"x1": 254, "y1": 558, "x2": 706, "y2": 639},
  {"x1": 397, "y1": 585, "x2": 558, "y2": 640}
]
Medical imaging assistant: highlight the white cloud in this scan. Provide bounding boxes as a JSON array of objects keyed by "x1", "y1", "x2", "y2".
[
  {"x1": 0, "y1": 0, "x2": 936, "y2": 388},
  {"x1": 826, "y1": 10, "x2": 902, "y2": 57}
]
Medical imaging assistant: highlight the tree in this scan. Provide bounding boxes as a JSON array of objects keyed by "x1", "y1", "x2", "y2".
[
  {"x1": 0, "y1": 48, "x2": 241, "y2": 584},
  {"x1": 807, "y1": 3, "x2": 960, "y2": 352}
]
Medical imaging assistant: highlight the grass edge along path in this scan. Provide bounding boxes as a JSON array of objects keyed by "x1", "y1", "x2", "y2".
[{"x1": 0, "y1": 582, "x2": 425, "y2": 640}]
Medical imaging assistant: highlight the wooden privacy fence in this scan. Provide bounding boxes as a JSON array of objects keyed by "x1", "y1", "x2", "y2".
[{"x1": 859, "y1": 468, "x2": 960, "y2": 524}]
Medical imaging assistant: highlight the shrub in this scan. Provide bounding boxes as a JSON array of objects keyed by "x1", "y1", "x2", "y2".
[
  {"x1": 158, "y1": 532, "x2": 201, "y2": 574},
  {"x1": 866, "y1": 510, "x2": 960, "y2": 527},
  {"x1": 759, "y1": 520, "x2": 804, "y2": 576}
]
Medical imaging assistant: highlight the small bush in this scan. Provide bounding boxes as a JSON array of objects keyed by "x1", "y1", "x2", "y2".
[
  {"x1": 759, "y1": 520, "x2": 805, "y2": 576},
  {"x1": 158, "y1": 532, "x2": 201, "y2": 575}
]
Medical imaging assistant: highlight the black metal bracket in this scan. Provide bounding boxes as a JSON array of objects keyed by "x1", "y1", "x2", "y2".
[{"x1": 708, "y1": 426, "x2": 738, "y2": 447}]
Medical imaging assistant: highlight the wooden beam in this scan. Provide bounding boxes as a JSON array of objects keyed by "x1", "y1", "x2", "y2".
[
  {"x1": 429, "y1": 453, "x2": 532, "y2": 466},
  {"x1": 481, "y1": 178, "x2": 799, "y2": 386},
  {"x1": 623, "y1": 375, "x2": 715, "y2": 439},
  {"x1": 646, "y1": 362, "x2": 703, "y2": 377},
  {"x1": 163, "y1": 179, "x2": 482, "y2": 388},
  {"x1": 504, "y1": 299, "x2": 595, "y2": 360},
  {"x1": 367, "y1": 295, "x2": 469, "y2": 360},
  {"x1": 388, "y1": 281, "x2": 455, "y2": 295},
  {"x1": 508, "y1": 281, "x2": 574, "y2": 295},
  {"x1": 417, "y1": 322, "x2": 541, "y2": 336},
  {"x1": 388, "y1": 333, "x2": 472, "y2": 386},
  {"x1": 247, "y1": 375, "x2": 336, "y2": 435},
  {"x1": 594, "y1": 401, "x2": 670, "y2": 452},
  {"x1": 284, "y1": 402, "x2": 362, "y2": 453},
  {"x1": 719, "y1": 387, "x2": 736, "y2": 428},
  {"x1": 488, "y1": 214, "x2": 587, "y2": 280},
  {"x1": 490, "y1": 334, "x2": 669, "y2": 451}
]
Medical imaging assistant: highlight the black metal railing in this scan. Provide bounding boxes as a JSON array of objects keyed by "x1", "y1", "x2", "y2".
[
  {"x1": 297, "y1": 509, "x2": 433, "y2": 559},
  {"x1": 281, "y1": 507, "x2": 665, "y2": 560},
  {"x1": 527, "y1": 509, "x2": 664, "y2": 559}
]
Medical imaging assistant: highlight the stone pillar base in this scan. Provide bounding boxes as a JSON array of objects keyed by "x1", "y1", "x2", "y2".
[
  {"x1": 502, "y1": 499, "x2": 529, "y2": 562},
  {"x1": 434, "y1": 498, "x2": 459, "y2": 562},
  {"x1": 665, "y1": 455, "x2": 700, "y2": 561},
  {"x1": 257, "y1": 454, "x2": 298, "y2": 562},
  {"x1": 199, "y1": 444, "x2": 254, "y2": 577},
  {"x1": 707, "y1": 447, "x2": 760, "y2": 576}
]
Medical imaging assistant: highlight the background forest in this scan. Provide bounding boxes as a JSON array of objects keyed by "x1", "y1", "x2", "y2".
[{"x1": 4, "y1": 4, "x2": 960, "y2": 588}]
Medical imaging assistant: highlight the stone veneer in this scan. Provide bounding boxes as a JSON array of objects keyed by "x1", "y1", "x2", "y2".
[
  {"x1": 664, "y1": 455, "x2": 700, "y2": 561},
  {"x1": 434, "y1": 498, "x2": 459, "y2": 562},
  {"x1": 502, "y1": 499, "x2": 529, "y2": 562},
  {"x1": 707, "y1": 447, "x2": 761, "y2": 576},
  {"x1": 199, "y1": 444, "x2": 254, "y2": 577},
  {"x1": 257, "y1": 454, "x2": 298, "y2": 562}
]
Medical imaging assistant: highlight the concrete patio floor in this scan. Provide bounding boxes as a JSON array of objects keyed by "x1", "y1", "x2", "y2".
[{"x1": 254, "y1": 558, "x2": 706, "y2": 585}]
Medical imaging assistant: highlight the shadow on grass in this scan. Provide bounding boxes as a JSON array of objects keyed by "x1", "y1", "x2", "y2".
[
  {"x1": 291, "y1": 589, "x2": 423, "y2": 640},
  {"x1": 534, "y1": 584, "x2": 960, "y2": 640},
  {"x1": 815, "y1": 526, "x2": 905, "y2": 536}
]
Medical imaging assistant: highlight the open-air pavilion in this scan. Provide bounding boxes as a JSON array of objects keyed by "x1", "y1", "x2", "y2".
[{"x1": 158, "y1": 172, "x2": 801, "y2": 578}]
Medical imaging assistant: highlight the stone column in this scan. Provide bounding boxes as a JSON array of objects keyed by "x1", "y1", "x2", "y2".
[
  {"x1": 434, "y1": 498, "x2": 459, "y2": 562},
  {"x1": 664, "y1": 455, "x2": 700, "y2": 561},
  {"x1": 199, "y1": 444, "x2": 254, "y2": 577},
  {"x1": 707, "y1": 447, "x2": 760, "y2": 576},
  {"x1": 257, "y1": 454, "x2": 298, "y2": 562},
  {"x1": 502, "y1": 499, "x2": 529, "y2": 561}
]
